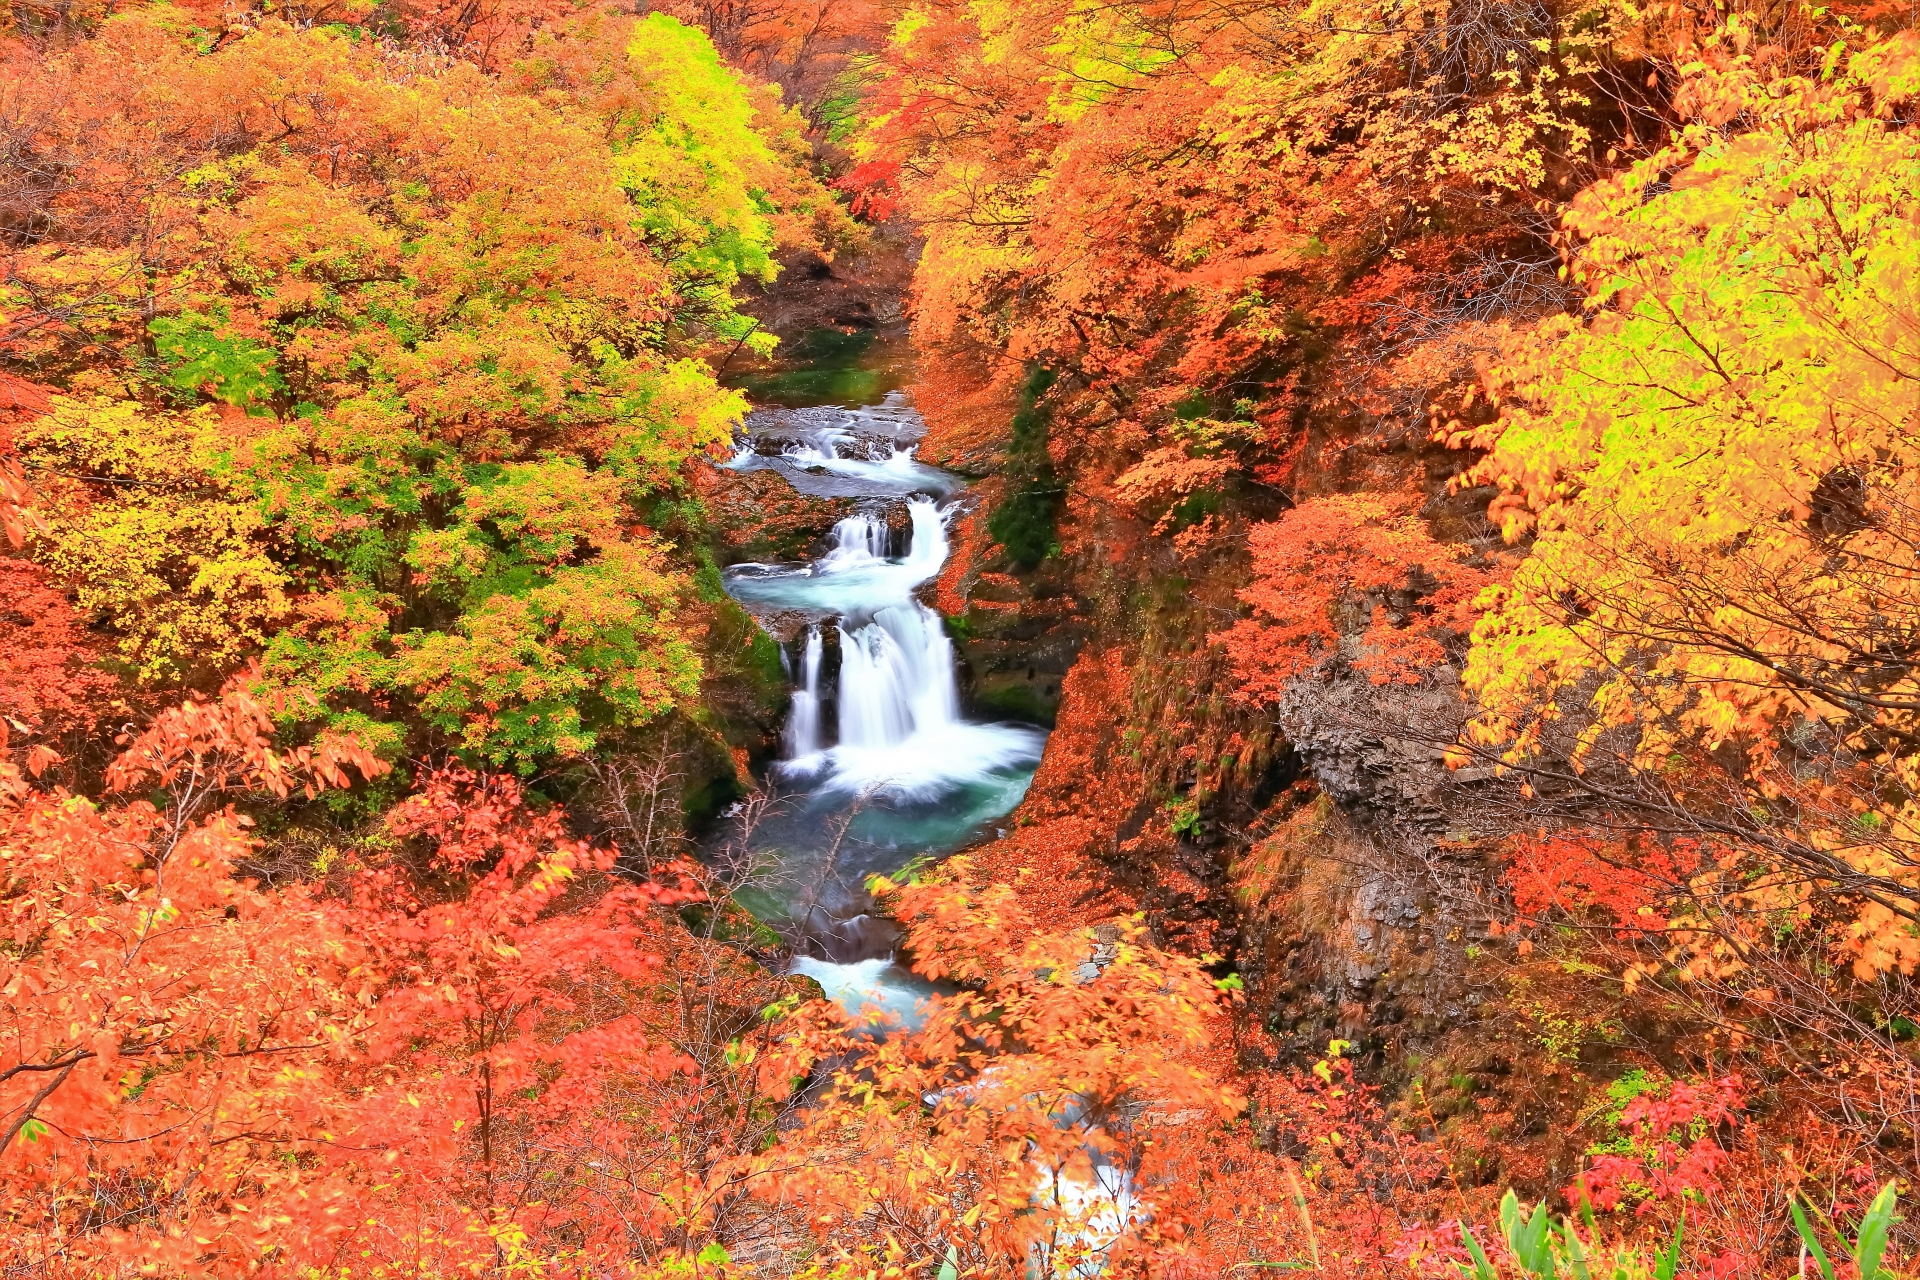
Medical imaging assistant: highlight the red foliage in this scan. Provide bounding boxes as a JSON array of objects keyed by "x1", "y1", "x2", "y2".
[
  {"x1": 0, "y1": 686, "x2": 390, "y2": 1274},
  {"x1": 0, "y1": 558, "x2": 117, "y2": 747},
  {"x1": 836, "y1": 157, "x2": 903, "y2": 222},
  {"x1": 0, "y1": 690, "x2": 815, "y2": 1276},
  {"x1": 1566, "y1": 1076, "x2": 1745, "y2": 1216},
  {"x1": 1219, "y1": 494, "x2": 1493, "y2": 701},
  {"x1": 0, "y1": 374, "x2": 54, "y2": 417},
  {"x1": 1506, "y1": 833, "x2": 1705, "y2": 935}
]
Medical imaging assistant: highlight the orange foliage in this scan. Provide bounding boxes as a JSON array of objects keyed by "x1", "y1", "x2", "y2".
[
  {"x1": 909, "y1": 342, "x2": 1028, "y2": 469},
  {"x1": 1220, "y1": 494, "x2": 1493, "y2": 700},
  {"x1": 1506, "y1": 833, "x2": 1706, "y2": 936},
  {"x1": 0, "y1": 687, "x2": 390, "y2": 1274},
  {"x1": 0, "y1": 689, "x2": 819, "y2": 1276},
  {"x1": 847, "y1": 0, "x2": 1651, "y2": 527},
  {"x1": 968, "y1": 649, "x2": 1145, "y2": 931},
  {"x1": 0, "y1": 558, "x2": 118, "y2": 748},
  {"x1": 781, "y1": 862, "x2": 1248, "y2": 1274},
  {"x1": 933, "y1": 504, "x2": 992, "y2": 616}
]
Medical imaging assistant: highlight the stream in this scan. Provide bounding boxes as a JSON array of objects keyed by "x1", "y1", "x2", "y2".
[
  {"x1": 715, "y1": 350, "x2": 1143, "y2": 1271},
  {"x1": 714, "y1": 381, "x2": 1049, "y2": 1031}
]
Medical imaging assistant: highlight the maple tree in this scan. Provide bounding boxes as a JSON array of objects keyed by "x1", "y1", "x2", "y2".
[
  {"x1": 1, "y1": 5, "x2": 852, "y2": 767},
  {"x1": 1440, "y1": 28, "x2": 1920, "y2": 1162},
  {"x1": 1220, "y1": 493, "x2": 1492, "y2": 698},
  {"x1": 0, "y1": 682, "x2": 835, "y2": 1276},
  {"x1": 0, "y1": 684, "x2": 387, "y2": 1274}
]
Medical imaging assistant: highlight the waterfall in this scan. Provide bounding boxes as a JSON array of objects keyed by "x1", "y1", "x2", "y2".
[
  {"x1": 784, "y1": 627, "x2": 824, "y2": 758},
  {"x1": 812, "y1": 501, "x2": 945, "y2": 582},
  {"x1": 787, "y1": 501, "x2": 962, "y2": 758},
  {"x1": 720, "y1": 403, "x2": 958, "y2": 498},
  {"x1": 755, "y1": 498, "x2": 1041, "y2": 802},
  {"x1": 836, "y1": 605, "x2": 961, "y2": 751},
  {"x1": 899, "y1": 499, "x2": 947, "y2": 581},
  {"x1": 814, "y1": 509, "x2": 895, "y2": 572},
  {"x1": 715, "y1": 387, "x2": 1049, "y2": 986}
]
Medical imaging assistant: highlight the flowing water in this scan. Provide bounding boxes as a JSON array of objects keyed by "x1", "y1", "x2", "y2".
[
  {"x1": 715, "y1": 380, "x2": 1046, "y2": 1026},
  {"x1": 719, "y1": 348, "x2": 1140, "y2": 1267}
]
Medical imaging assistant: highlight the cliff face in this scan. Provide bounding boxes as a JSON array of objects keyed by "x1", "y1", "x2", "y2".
[
  {"x1": 912, "y1": 371, "x2": 1614, "y2": 1196},
  {"x1": 928, "y1": 379, "x2": 1506, "y2": 1025}
]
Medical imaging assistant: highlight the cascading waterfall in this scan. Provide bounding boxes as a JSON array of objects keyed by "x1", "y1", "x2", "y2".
[
  {"x1": 717, "y1": 389, "x2": 1132, "y2": 1272},
  {"x1": 784, "y1": 627, "x2": 824, "y2": 758},
  {"x1": 752, "y1": 501, "x2": 1042, "y2": 804},
  {"x1": 722, "y1": 394, "x2": 959, "y2": 499},
  {"x1": 717, "y1": 401, "x2": 1045, "y2": 925},
  {"x1": 835, "y1": 606, "x2": 960, "y2": 751}
]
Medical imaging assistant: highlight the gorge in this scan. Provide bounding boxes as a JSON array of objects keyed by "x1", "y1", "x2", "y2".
[
  {"x1": 713, "y1": 380, "x2": 1048, "y2": 1027},
  {"x1": 5, "y1": 2, "x2": 1920, "y2": 1274}
]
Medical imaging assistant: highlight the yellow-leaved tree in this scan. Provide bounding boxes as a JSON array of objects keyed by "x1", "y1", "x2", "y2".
[
  {"x1": 16, "y1": 398, "x2": 290, "y2": 685},
  {"x1": 1452, "y1": 23, "x2": 1920, "y2": 1147}
]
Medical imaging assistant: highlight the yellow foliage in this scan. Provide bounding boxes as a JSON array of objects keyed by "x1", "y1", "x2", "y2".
[
  {"x1": 1459, "y1": 30, "x2": 1920, "y2": 979},
  {"x1": 18, "y1": 398, "x2": 289, "y2": 683}
]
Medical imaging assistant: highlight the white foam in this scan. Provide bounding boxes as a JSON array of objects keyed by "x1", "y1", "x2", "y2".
[
  {"x1": 789, "y1": 955, "x2": 935, "y2": 1032},
  {"x1": 811, "y1": 722, "x2": 1046, "y2": 803},
  {"x1": 724, "y1": 414, "x2": 956, "y2": 497}
]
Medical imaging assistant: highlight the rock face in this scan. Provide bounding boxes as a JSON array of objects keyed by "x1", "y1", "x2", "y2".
[
  {"x1": 935, "y1": 491, "x2": 1089, "y2": 726},
  {"x1": 939, "y1": 385, "x2": 1525, "y2": 1071},
  {"x1": 1275, "y1": 663, "x2": 1467, "y2": 831},
  {"x1": 691, "y1": 462, "x2": 857, "y2": 566}
]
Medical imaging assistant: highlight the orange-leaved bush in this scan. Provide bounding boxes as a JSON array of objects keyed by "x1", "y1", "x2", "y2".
[
  {"x1": 0, "y1": 688, "x2": 827, "y2": 1276},
  {"x1": 1219, "y1": 494, "x2": 1491, "y2": 701},
  {"x1": 0, "y1": 686, "x2": 388, "y2": 1274}
]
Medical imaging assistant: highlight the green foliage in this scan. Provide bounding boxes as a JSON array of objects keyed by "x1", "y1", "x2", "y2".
[
  {"x1": 988, "y1": 365, "x2": 1060, "y2": 570},
  {"x1": 1794, "y1": 1182, "x2": 1904, "y2": 1280},
  {"x1": 616, "y1": 15, "x2": 788, "y2": 315},
  {"x1": 1462, "y1": 1182, "x2": 1906, "y2": 1279},
  {"x1": 397, "y1": 543, "x2": 699, "y2": 765},
  {"x1": 149, "y1": 312, "x2": 284, "y2": 407}
]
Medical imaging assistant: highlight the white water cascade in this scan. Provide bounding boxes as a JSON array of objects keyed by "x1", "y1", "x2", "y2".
[
  {"x1": 722, "y1": 393, "x2": 959, "y2": 499},
  {"x1": 784, "y1": 627, "x2": 824, "y2": 758},
  {"x1": 717, "y1": 396, "x2": 1044, "y2": 999},
  {"x1": 836, "y1": 606, "x2": 960, "y2": 751},
  {"x1": 735, "y1": 499, "x2": 1044, "y2": 804},
  {"x1": 718, "y1": 387, "x2": 1137, "y2": 1275}
]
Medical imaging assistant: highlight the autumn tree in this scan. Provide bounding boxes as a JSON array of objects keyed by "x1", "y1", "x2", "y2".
[
  {"x1": 0, "y1": 686, "x2": 388, "y2": 1274},
  {"x1": 1219, "y1": 493, "x2": 1493, "y2": 698},
  {"x1": 767, "y1": 860, "x2": 1255, "y2": 1276},
  {"x1": 651, "y1": 0, "x2": 892, "y2": 139},
  {"x1": 1451, "y1": 27, "x2": 1920, "y2": 1170},
  {"x1": 1, "y1": 8, "x2": 852, "y2": 767}
]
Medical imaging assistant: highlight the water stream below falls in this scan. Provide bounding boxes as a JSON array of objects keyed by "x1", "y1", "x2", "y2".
[
  {"x1": 713, "y1": 387, "x2": 1047, "y2": 1028},
  {"x1": 717, "y1": 374, "x2": 1141, "y2": 1266}
]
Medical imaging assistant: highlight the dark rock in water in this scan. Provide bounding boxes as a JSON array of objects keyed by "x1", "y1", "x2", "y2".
[{"x1": 792, "y1": 911, "x2": 902, "y2": 964}]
